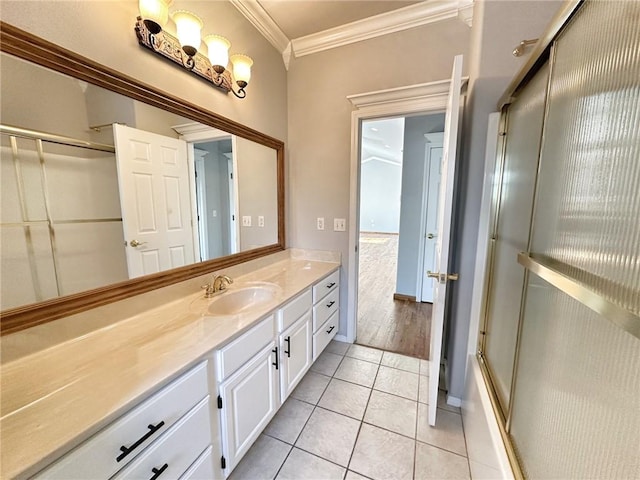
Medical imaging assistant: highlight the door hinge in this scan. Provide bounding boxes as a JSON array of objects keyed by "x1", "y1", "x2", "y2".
[
  {"x1": 217, "y1": 395, "x2": 223, "y2": 409},
  {"x1": 221, "y1": 456, "x2": 226, "y2": 469}
]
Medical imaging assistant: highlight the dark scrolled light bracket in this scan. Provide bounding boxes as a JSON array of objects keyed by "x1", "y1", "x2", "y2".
[{"x1": 134, "y1": 16, "x2": 233, "y2": 95}]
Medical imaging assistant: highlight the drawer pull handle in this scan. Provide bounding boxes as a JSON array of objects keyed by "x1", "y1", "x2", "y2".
[
  {"x1": 326, "y1": 282, "x2": 336, "y2": 289},
  {"x1": 284, "y1": 336, "x2": 291, "y2": 357},
  {"x1": 326, "y1": 325, "x2": 335, "y2": 334},
  {"x1": 326, "y1": 300, "x2": 335, "y2": 308},
  {"x1": 150, "y1": 463, "x2": 168, "y2": 480},
  {"x1": 117, "y1": 421, "x2": 165, "y2": 462},
  {"x1": 272, "y1": 347, "x2": 279, "y2": 370}
]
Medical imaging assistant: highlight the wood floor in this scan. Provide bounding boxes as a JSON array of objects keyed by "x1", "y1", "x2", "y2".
[{"x1": 356, "y1": 232, "x2": 431, "y2": 360}]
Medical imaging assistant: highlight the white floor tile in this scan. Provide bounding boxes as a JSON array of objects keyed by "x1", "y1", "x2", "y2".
[
  {"x1": 311, "y1": 351, "x2": 344, "y2": 376},
  {"x1": 295, "y1": 407, "x2": 361, "y2": 467},
  {"x1": 363, "y1": 390, "x2": 417, "y2": 438},
  {"x1": 325, "y1": 340, "x2": 350, "y2": 356},
  {"x1": 418, "y1": 374, "x2": 429, "y2": 404},
  {"x1": 229, "y1": 434, "x2": 291, "y2": 480},
  {"x1": 264, "y1": 398, "x2": 314, "y2": 444},
  {"x1": 419, "y1": 359, "x2": 430, "y2": 377},
  {"x1": 417, "y1": 404, "x2": 467, "y2": 456},
  {"x1": 334, "y1": 357, "x2": 379, "y2": 388},
  {"x1": 349, "y1": 423, "x2": 415, "y2": 480},
  {"x1": 346, "y1": 344, "x2": 383, "y2": 364},
  {"x1": 276, "y1": 447, "x2": 345, "y2": 480},
  {"x1": 373, "y1": 365, "x2": 419, "y2": 401},
  {"x1": 291, "y1": 371, "x2": 331, "y2": 405},
  {"x1": 380, "y1": 351, "x2": 420, "y2": 373},
  {"x1": 415, "y1": 442, "x2": 470, "y2": 479},
  {"x1": 318, "y1": 378, "x2": 371, "y2": 420}
]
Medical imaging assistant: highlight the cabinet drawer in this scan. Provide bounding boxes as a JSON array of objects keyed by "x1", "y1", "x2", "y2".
[
  {"x1": 179, "y1": 446, "x2": 216, "y2": 480},
  {"x1": 312, "y1": 289, "x2": 339, "y2": 332},
  {"x1": 218, "y1": 315, "x2": 275, "y2": 381},
  {"x1": 278, "y1": 289, "x2": 312, "y2": 332},
  {"x1": 113, "y1": 397, "x2": 213, "y2": 480},
  {"x1": 37, "y1": 362, "x2": 209, "y2": 479},
  {"x1": 313, "y1": 311, "x2": 339, "y2": 361},
  {"x1": 312, "y1": 270, "x2": 339, "y2": 303}
]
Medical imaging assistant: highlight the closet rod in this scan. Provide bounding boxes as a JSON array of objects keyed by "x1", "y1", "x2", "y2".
[{"x1": 0, "y1": 124, "x2": 116, "y2": 153}]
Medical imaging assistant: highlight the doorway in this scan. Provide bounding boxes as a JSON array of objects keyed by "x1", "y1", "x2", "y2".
[{"x1": 356, "y1": 113, "x2": 445, "y2": 359}]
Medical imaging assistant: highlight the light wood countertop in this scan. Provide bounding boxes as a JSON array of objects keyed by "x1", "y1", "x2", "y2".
[{"x1": 0, "y1": 255, "x2": 340, "y2": 479}]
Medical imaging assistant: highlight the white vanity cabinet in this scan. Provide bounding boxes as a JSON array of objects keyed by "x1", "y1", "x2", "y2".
[
  {"x1": 215, "y1": 315, "x2": 279, "y2": 475},
  {"x1": 35, "y1": 361, "x2": 220, "y2": 480},
  {"x1": 312, "y1": 270, "x2": 340, "y2": 360},
  {"x1": 277, "y1": 290, "x2": 313, "y2": 402}
]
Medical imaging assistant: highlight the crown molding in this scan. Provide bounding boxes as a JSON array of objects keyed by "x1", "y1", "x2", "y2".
[
  {"x1": 348, "y1": 79, "x2": 452, "y2": 108},
  {"x1": 292, "y1": 0, "x2": 473, "y2": 58},
  {"x1": 228, "y1": 0, "x2": 291, "y2": 67}
]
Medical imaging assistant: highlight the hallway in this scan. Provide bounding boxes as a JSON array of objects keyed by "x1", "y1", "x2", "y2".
[{"x1": 357, "y1": 233, "x2": 432, "y2": 359}]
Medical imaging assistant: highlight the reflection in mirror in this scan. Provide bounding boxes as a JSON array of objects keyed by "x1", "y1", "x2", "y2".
[{"x1": 0, "y1": 52, "x2": 278, "y2": 311}]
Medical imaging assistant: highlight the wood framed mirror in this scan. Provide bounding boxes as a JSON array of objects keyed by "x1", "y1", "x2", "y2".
[{"x1": 0, "y1": 22, "x2": 285, "y2": 335}]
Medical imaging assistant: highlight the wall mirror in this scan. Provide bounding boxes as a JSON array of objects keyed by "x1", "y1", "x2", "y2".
[{"x1": 0, "y1": 23, "x2": 285, "y2": 335}]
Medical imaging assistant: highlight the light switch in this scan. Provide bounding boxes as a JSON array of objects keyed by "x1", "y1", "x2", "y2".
[
  {"x1": 317, "y1": 217, "x2": 325, "y2": 230},
  {"x1": 242, "y1": 216, "x2": 251, "y2": 227},
  {"x1": 334, "y1": 218, "x2": 346, "y2": 231},
  {"x1": 258, "y1": 216, "x2": 265, "y2": 227},
  {"x1": 212, "y1": 210, "x2": 217, "y2": 218}
]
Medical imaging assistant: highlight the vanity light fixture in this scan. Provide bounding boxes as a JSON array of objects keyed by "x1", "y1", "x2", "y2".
[{"x1": 135, "y1": 0, "x2": 252, "y2": 98}]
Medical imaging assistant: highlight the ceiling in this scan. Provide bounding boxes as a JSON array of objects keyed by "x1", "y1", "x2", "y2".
[
  {"x1": 361, "y1": 117, "x2": 405, "y2": 165},
  {"x1": 257, "y1": 1, "x2": 422, "y2": 39}
]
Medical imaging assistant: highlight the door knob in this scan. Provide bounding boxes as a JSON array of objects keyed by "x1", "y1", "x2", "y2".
[
  {"x1": 427, "y1": 233, "x2": 436, "y2": 239},
  {"x1": 129, "y1": 239, "x2": 147, "y2": 247},
  {"x1": 427, "y1": 271, "x2": 459, "y2": 282}
]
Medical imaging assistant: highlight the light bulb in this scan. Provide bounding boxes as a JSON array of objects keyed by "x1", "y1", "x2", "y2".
[
  {"x1": 139, "y1": 0, "x2": 171, "y2": 34},
  {"x1": 204, "y1": 35, "x2": 231, "y2": 74},
  {"x1": 172, "y1": 10, "x2": 203, "y2": 57},
  {"x1": 230, "y1": 54, "x2": 253, "y2": 87}
]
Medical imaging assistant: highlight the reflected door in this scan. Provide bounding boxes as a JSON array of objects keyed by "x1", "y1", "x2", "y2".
[
  {"x1": 113, "y1": 124, "x2": 195, "y2": 278},
  {"x1": 428, "y1": 54, "x2": 464, "y2": 426}
]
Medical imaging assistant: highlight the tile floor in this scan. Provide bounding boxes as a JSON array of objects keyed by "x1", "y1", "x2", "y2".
[{"x1": 229, "y1": 341, "x2": 471, "y2": 480}]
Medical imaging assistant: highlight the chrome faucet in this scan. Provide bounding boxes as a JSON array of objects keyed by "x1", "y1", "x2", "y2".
[{"x1": 202, "y1": 274, "x2": 234, "y2": 298}]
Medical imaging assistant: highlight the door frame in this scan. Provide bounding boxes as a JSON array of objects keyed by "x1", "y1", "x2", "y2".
[
  {"x1": 416, "y1": 132, "x2": 444, "y2": 303},
  {"x1": 345, "y1": 79, "x2": 464, "y2": 343}
]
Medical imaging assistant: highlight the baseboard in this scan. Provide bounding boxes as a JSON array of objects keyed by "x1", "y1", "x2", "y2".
[
  {"x1": 333, "y1": 334, "x2": 349, "y2": 343},
  {"x1": 393, "y1": 293, "x2": 416, "y2": 302},
  {"x1": 446, "y1": 395, "x2": 462, "y2": 407}
]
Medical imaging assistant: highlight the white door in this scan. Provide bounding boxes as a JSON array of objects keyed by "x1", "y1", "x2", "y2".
[
  {"x1": 113, "y1": 124, "x2": 195, "y2": 278},
  {"x1": 420, "y1": 135, "x2": 444, "y2": 302},
  {"x1": 219, "y1": 343, "x2": 279, "y2": 473},
  {"x1": 428, "y1": 55, "x2": 464, "y2": 426},
  {"x1": 279, "y1": 312, "x2": 312, "y2": 401}
]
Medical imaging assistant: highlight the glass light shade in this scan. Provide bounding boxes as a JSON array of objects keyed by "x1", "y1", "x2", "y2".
[
  {"x1": 139, "y1": 0, "x2": 171, "y2": 33},
  {"x1": 230, "y1": 54, "x2": 253, "y2": 86},
  {"x1": 204, "y1": 35, "x2": 231, "y2": 71},
  {"x1": 172, "y1": 10, "x2": 203, "y2": 56}
]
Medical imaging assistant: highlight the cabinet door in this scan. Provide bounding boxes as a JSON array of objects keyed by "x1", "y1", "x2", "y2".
[
  {"x1": 280, "y1": 311, "x2": 312, "y2": 402},
  {"x1": 219, "y1": 342, "x2": 279, "y2": 473}
]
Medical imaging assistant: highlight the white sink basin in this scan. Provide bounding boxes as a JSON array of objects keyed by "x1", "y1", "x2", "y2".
[{"x1": 206, "y1": 283, "x2": 281, "y2": 317}]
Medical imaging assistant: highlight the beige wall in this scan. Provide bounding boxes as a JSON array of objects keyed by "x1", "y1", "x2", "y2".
[
  {"x1": 0, "y1": 1, "x2": 288, "y2": 142},
  {"x1": 287, "y1": 19, "x2": 471, "y2": 335}
]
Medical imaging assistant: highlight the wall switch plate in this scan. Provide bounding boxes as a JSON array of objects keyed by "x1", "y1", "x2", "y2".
[
  {"x1": 334, "y1": 218, "x2": 346, "y2": 231},
  {"x1": 258, "y1": 215, "x2": 265, "y2": 227},
  {"x1": 212, "y1": 210, "x2": 217, "y2": 218},
  {"x1": 317, "y1": 217, "x2": 325, "y2": 230},
  {"x1": 242, "y1": 215, "x2": 251, "y2": 227}
]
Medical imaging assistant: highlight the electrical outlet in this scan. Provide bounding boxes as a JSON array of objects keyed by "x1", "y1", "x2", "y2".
[
  {"x1": 317, "y1": 217, "x2": 325, "y2": 230},
  {"x1": 334, "y1": 218, "x2": 346, "y2": 231},
  {"x1": 258, "y1": 216, "x2": 265, "y2": 227},
  {"x1": 242, "y1": 215, "x2": 251, "y2": 227}
]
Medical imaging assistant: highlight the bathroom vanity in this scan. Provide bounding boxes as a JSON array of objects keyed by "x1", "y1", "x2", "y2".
[{"x1": 0, "y1": 252, "x2": 340, "y2": 479}]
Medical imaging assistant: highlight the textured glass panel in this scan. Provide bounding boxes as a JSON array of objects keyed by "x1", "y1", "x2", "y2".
[
  {"x1": 510, "y1": 275, "x2": 640, "y2": 478},
  {"x1": 483, "y1": 64, "x2": 549, "y2": 408},
  {"x1": 530, "y1": 0, "x2": 640, "y2": 315}
]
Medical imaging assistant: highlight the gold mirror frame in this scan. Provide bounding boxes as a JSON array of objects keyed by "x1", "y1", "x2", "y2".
[{"x1": 0, "y1": 22, "x2": 285, "y2": 335}]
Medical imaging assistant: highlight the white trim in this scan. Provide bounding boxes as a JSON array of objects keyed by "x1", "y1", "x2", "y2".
[
  {"x1": 347, "y1": 80, "x2": 452, "y2": 344},
  {"x1": 333, "y1": 334, "x2": 350, "y2": 344},
  {"x1": 291, "y1": 1, "x2": 472, "y2": 58},
  {"x1": 458, "y1": 1, "x2": 474, "y2": 27},
  {"x1": 228, "y1": 0, "x2": 290, "y2": 54},
  {"x1": 172, "y1": 123, "x2": 231, "y2": 142},
  {"x1": 446, "y1": 395, "x2": 462, "y2": 407},
  {"x1": 467, "y1": 112, "x2": 500, "y2": 356}
]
